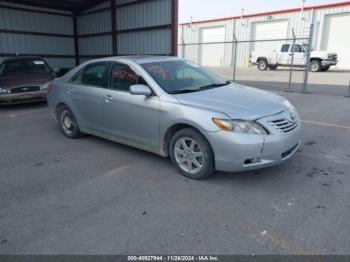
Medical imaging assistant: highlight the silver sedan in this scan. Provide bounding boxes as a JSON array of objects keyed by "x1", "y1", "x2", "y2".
[{"x1": 47, "y1": 56, "x2": 301, "y2": 179}]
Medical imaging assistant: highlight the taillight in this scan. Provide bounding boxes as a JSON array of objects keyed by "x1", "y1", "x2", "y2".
[{"x1": 47, "y1": 83, "x2": 53, "y2": 94}]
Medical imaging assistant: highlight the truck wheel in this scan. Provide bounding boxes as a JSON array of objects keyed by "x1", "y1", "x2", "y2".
[
  {"x1": 269, "y1": 65, "x2": 278, "y2": 70},
  {"x1": 258, "y1": 60, "x2": 268, "y2": 71},
  {"x1": 309, "y1": 60, "x2": 321, "y2": 72}
]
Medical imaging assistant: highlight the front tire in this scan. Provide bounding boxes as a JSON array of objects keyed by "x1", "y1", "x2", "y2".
[
  {"x1": 309, "y1": 60, "x2": 321, "y2": 72},
  {"x1": 58, "y1": 107, "x2": 81, "y2": 138},
  {"x1": 258, "y1": 60, "x2": 268, "y2": 71},
  {"x1": 269, "y1": 65, "x2": 278, "y2": 70},
  {"x1": 170, "y1": 128, "x2": 215, "y2": 179}
]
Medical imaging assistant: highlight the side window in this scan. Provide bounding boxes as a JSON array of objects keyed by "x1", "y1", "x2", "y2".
[
  {"x1": 0, "y1": 63, "x2": 5, "y2": 76},
  {"x1": 281, "y1": 44, "x2": 290, "y2": 52},
  {"x1": 111, "y1": 63, "x2": 147, "y2": 92},
  {"x1": 70, "y1": 62, "x2": 108, "y2": 87},
  {"x1": 291, "y1": 44, "x2": 303, "y2": 53}
]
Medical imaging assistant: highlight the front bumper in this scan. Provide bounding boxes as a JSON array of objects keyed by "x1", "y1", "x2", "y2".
[
  {"x1": 206, "y1": 112, "x2": 302, "y2": 172},
  {"x1": 0, "y1": 90, "x2": 47, "y2": 105},
  {"x1": 321, "y1": 59, "x2": 338, "y2": 67}
]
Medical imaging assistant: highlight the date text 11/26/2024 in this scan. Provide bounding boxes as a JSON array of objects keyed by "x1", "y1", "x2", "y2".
[{"x1": 127, "y1": 255, "x2": 219, "y2": 261}]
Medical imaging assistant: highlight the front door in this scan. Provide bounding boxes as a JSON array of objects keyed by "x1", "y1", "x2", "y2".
[
  {"x1": 290, "y1": 44, "x2": 306, "y2": 66},
  {"x1": 103, "y1": 62, "x2": 160, "y2": 151},
  {"x1": 277, "y1": 44, "x2": 291, "y2": 65}
]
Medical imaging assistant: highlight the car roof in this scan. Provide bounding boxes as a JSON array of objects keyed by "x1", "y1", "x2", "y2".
[
  {"x1": 85, "y1": 55, "x2": 184, "y2": 65},
  {"x1": 2, "y1": 56, "x2": 45, "y2": 62}
]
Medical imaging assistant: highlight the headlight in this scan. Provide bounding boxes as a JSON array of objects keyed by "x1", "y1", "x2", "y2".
[
  {"x1": 40, "y1": 82, "x2": 50, "y2": 90},
  {"x1": 0, "y1": 87, "x2": 9, "y2": 94},
  {"x1": 213, "y1": 118, "x2": 268, "y2": 135},
  {"x1": 284, "y1": 100, "x2": 297, "y2": 116}
]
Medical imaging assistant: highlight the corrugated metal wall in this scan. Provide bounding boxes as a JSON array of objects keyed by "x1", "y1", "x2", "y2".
[
  {"x1": 77, "y1": 1, "x2": 112, "y2": 57},
  {"x1": 0, "y1": 0, "x2": 177, "y2": 67},
  {"x1": 116, "y1": 0, "x2": 172, "y2": 55},
  {"x1": 180, "y1": 3, "x2": 350, "y2": 68},
  {"x1": 0, "y1": 8, "x2": 73, "y2": 34},
  {"x1": 0, "y1": 1, "x2": 76, "y2": 68}
]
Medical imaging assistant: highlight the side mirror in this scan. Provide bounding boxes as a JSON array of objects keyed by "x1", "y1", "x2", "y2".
[
  {"x1": 129, "y1": 84, "x2": 152, "y2": 96},
  {"x1": 53, "y1": 68, "x2": 63, "y2": 77},
  {"x1": 53, "y1": 68, "x2": 70, "y2": 78}
]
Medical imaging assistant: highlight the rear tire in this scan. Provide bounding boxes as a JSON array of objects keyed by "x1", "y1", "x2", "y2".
[
  {"x1": 258, "y1": 60, "x2": 268, "y2": 71},
  {"x1": 58, "y1": 106, "x2": 81, "y2": 139},
  {"x1": 170, "y1": 128, "x2": 215, "y2": 179},
  {"x1": 309, "y1": 60, "x2": 321, "y2": 72}
]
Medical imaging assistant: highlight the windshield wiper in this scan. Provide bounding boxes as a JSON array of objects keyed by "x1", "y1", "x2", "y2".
[
  {"x1": 199, "y1": 81, "x2": 231, "y2": 91},
  {"x1": 168, "y1": 81, "x2": 231, "y2": 94},
  {"x1": 168, "y1": 88, "x2": 200, "y2": 94}
]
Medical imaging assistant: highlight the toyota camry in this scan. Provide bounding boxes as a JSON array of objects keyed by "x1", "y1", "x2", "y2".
[{"x1": 47, "y1": 56, "x2": 302, "y2": 179}]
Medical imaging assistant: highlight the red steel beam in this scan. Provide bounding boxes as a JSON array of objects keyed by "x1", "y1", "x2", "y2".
[{"x1": 171, "y1": 0, "x2": 178, "y2": 56}]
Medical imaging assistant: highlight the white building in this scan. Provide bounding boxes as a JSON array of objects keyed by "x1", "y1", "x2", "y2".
[{"x1": 179, "y1": 1, "x2": 350, "y2": 69}]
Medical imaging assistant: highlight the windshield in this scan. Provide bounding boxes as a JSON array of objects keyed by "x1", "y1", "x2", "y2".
[
  {"x1": 141, "y1": 60, "x2": 229, "y2": 94},
  {"x1": 0, "y1": 60, "x2": 50, "y2": 76}
]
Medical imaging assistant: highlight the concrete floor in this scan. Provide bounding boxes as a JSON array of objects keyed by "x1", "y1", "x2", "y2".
[
  {"x1": 210, "y1": 67, "x2": 350, "y2": 96},
  {"x1": 0, "y1": 91, "x2": 349, "y2": 255}
]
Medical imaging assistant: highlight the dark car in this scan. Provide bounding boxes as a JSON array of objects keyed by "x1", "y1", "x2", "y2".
[{"x1": 0, "y1": 57, "x2": 56, "y2": 105}]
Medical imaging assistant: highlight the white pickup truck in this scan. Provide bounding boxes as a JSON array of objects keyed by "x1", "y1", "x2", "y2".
[{"x1": 250, "y1": 44, "x2": 338, "y2": 72}]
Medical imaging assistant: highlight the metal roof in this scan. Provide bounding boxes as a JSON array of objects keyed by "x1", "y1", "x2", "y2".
[{"x1": 1, "y1": 0, "x2": 107, "y2": 13}]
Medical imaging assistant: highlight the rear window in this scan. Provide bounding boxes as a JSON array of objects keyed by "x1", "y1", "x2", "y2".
[
  {"x1": 0, "y1": 60, "x2": 50, "y2": 76},
  {"x1": 70, "y1": 62, "x2": 108, "y2": 88}
]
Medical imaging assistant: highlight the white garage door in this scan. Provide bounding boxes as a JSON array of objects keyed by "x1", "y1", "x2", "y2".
[
  {"x1": 199, "y1": 26, "x2": 226, "y2": 67},
  {"x1": 322, "y1": 13, "x2": 350, "y2": 69},
  {"x1": 251, "y1": 20, "x2": 289, "y2": 53}
]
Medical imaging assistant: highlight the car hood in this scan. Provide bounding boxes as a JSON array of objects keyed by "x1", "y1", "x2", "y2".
[
  {"x1": 311, "y1": 50, "x2": 337, "y2": 59},
  {"x1": 0, "y1": 73, "x2": 54, "y2": 89},
  {"x1": 175, "y1": 83, "x2": 291, "y2": 120}
]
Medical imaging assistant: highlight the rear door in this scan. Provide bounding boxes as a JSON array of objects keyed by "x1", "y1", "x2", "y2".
[{"x1": 68, "y1": 62, "x2": 111, "y2": 131}]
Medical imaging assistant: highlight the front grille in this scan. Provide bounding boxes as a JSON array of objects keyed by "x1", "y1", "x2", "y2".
[
  {"x1": 328, "y1": 54, "x2": 338, "y2": 60},
  {"x1": 10, "y1": 86, "x2": 40, "y2": 94},
  {"x1": 268, "y1": 118, "x2": 298, "y2": 134}
]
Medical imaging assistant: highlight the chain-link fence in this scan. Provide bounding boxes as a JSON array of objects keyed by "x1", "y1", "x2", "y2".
[{"x1": 179, "y1": 23, "x2": 350, "y2": 96}]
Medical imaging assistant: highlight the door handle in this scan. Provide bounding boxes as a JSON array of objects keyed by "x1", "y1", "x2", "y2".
[
  {"x1": 65, "y1": 87, "x2": 73, "y2": 95},
  {"x1": 104, "y1": 95, "x2": 112, "y2": 103}
]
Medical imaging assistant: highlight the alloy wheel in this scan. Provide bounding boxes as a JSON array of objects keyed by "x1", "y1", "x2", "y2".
[
  {"x1": 61, "y1": 111, "x2": 75, "y2": 135},
  {"x1": 174, "y1": 137, "x2": 204, "y2": 174}
]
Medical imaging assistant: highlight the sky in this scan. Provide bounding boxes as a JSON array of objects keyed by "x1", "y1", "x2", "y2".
[{"x1": 179, "y1": 0, "x2": 344, "y2": 23}]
